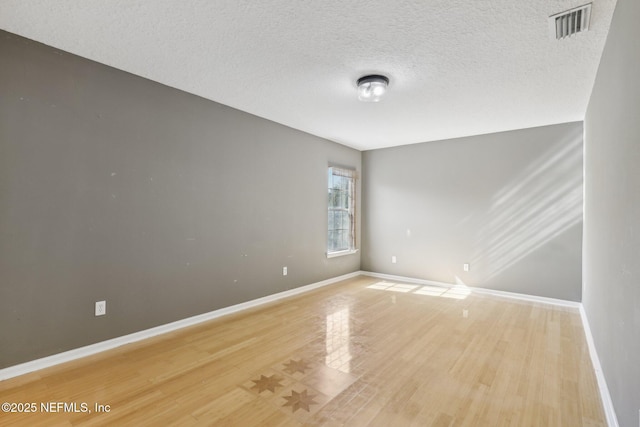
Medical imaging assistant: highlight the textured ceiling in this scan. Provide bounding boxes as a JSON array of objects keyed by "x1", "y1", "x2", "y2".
[{"x1": 0, "y1": 0, "x2": 617, "y2": 150}]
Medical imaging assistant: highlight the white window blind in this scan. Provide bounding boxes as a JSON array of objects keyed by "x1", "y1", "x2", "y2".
[{"x1": 327, "y1": 167, "x2": 357, "y2": 256}]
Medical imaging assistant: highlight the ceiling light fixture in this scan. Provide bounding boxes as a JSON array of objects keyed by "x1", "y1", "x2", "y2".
[{"x1": 357, "y1": 74, "x2": 389, "y2": 102}]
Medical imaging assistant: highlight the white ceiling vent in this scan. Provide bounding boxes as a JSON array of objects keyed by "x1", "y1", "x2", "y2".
[{"x1": 549, "y1": 3, "x2": 592, "y2": 40}]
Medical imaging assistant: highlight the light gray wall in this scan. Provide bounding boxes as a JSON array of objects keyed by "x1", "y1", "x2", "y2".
[
  {"x1": 362, "y1": 122, "x2": 583, "y2": 301},
  {"x1": 0, "y1": 31, "x2": 360, "y2": 368},
  {"x1": 583, "y1": 0, "x2": 640, "y2": 424}
]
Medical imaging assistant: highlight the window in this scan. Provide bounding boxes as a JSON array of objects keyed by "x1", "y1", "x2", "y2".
[{"x1": 327, "y1": 167, "x2": 357, "y2": 257}]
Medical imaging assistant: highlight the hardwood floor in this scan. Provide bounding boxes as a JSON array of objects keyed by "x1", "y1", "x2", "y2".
[{"x1": 0, "y1": 276, "x2": 605, "y2": 426}]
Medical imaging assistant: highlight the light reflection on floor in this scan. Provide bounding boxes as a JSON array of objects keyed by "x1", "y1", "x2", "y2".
[
  {"x1": 325, "y1": 308, "x2": 351, "y2": 373},
  {"x1": 366, "y1": 281, "x2": 471, "y2": 300}
]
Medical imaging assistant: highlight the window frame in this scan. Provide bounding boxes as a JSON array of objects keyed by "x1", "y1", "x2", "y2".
[{"x1": 327, "y1": 166, "x2": 358, "y2": 258}]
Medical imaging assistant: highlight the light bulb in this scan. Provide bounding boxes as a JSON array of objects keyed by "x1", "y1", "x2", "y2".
[{"x1": 357, "y1": 75, "x2": 389, "y2": 102}]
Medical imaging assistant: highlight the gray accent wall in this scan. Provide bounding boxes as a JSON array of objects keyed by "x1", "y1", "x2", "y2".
[
  {"x1": 0, "y1": 31, "x2": 360, "y2": 368},
  {"x1": 362, "y1": 123, "x2": 584, "y2": 301},
  {"x1": 583, "y1": 0, "x2": 640, "y2": 425}
]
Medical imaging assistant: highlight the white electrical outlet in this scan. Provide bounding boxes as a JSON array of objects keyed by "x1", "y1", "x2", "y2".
[
  {"x1": 463, "y1": 309, "x2": 469, "y2": 318},
  {"x1": 95, "y1": 300, "x2": 106, "y2": 316},
  {"x1": 391, "y1": 256, "x2": 397, "y2": 264},
  {"x1": 282, "y1": 266, "x2": 287, "y2": 276},
  {"x1": 463, "y1": 263, "x2": 470, "y2": 272}
]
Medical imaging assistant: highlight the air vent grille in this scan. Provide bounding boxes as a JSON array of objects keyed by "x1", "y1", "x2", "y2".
[{"x1": 549, "y1": 3, "x2": 592, "y2": 39}]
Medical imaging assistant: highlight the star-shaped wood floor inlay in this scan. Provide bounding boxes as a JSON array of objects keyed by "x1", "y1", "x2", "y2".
[
  {"x1": 282, "y1": 389, "x2": 318, "y2": 412},
  {"x1": 251, "y1": 374, "x2": 283, "y2": 393},
  {"x1": 283, "y1": 358, "x2": 311, "y2": 375}
]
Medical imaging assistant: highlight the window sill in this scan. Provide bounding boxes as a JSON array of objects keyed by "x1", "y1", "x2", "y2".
[{"x1": 326, "y1": 249, "x2": 359, "y2": 259}]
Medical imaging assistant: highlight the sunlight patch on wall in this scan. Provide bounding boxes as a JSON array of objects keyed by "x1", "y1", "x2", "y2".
[{"x1": 470, "y1": 129, "x2": 583, "y2": 282}]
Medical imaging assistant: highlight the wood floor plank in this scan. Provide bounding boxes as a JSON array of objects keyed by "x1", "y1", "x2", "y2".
[{"x1": 0, "y1": 276, "x2": 606, "y2": 426}]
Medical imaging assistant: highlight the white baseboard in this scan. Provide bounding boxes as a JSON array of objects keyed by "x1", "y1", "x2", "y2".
[
  {"x1": 0, "y1": 271, "x2": 361, "y2": 381},
  {"x1": 579, "y1": 305, "x2": 619, "y2": 427},
  {"x1": 361, "y1": 271, "x2": 581, "y2": 308}
]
